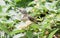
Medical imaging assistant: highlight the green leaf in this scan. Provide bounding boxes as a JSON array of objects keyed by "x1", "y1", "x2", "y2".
[
  {"x1": 0, "y1": 23, "x2": 10, "y2": 34},
  {"x1": 15, "y1": 0, "x2": 33, "y2": 7},
  {"x1": 10, "y1": 30, "x2": 25, "y2": 36},
  {"x1": 0, "y1": 6, "x2": 2, "y2": 12},
  {"x1": 28, "y1": 1, "x2": 36, "y2": 6},
  {"x1": 48, "y1": 29, "x2": 59, "y2": 38},
  {"x1": 30, "y1": 23, "x2": 39, "y2": 29},
  {"x1": 26, "y1": 31, "x2": 33, "y2": 38},
  {"x1": 14, "y1": 0, "x2": 21, "y2": 2}
]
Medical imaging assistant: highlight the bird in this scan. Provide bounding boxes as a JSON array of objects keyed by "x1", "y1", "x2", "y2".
[
  {"x1": 19, "y1": 8, "x2": 41, "y2": 24},
  {"x1": 16, "y1": 8, "x2": 42, "y2": 29}
]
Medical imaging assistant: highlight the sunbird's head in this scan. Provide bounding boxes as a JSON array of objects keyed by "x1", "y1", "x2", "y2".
[{"x1": 19, "y1": 8, "x2": 28, "y2": 14}]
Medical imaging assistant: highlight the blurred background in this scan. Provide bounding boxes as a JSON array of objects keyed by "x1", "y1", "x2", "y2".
[{"x1": 0, "y1": 0, "x2": 60, "y2": 38}]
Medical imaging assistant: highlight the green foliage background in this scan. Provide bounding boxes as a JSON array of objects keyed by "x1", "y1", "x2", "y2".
[{"x1": 0, "y1": 0, "x2": 60, "y2": 38}]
